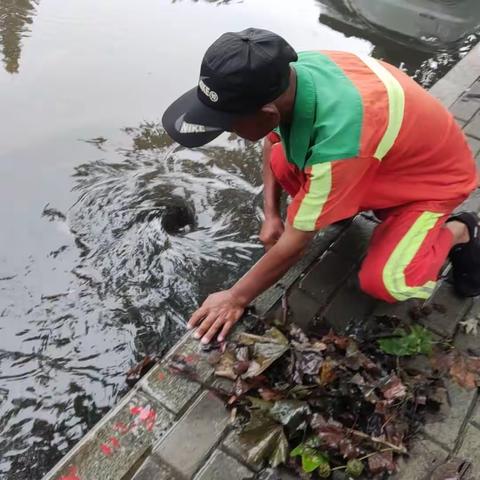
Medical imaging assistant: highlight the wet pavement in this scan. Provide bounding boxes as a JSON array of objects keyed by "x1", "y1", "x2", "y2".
[{"x1": 1, "y1": 0, "x2": 480, "y2": 478}]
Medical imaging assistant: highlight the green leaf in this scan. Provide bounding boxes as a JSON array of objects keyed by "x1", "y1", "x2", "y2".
[
  {"x1": 289, "y1": 443, "x2": 305, "y2": 457},
  {"x1": 378, "y1": 325, "x2": 434, "y2": 356},
  {"x1": 301, "y1": 448, "x2": 329, "y2": 473},
  {"x1": 289, "y1": 439, "x2": 329, "y2": 473}
]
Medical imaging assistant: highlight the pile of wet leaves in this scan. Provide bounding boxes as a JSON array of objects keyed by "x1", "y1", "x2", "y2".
[{"x1": 170, "y1": 310, "x2": 480, "y2": 479}]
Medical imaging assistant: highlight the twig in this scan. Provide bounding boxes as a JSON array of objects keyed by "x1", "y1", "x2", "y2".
[
  {"x1": 281, "y1": 292, "x2": 289, "y2": 325},
  {"x1": 347, "y1": 429, "x2": 407, "y2": 453},
  {"x1": 331, "y1": 448, "x2": 395, "y2": 471}
]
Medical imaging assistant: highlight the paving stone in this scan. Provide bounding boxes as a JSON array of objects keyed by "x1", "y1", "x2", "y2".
[
  {"x1": 298, "y1": 251, "x2": 355, "y2": 303},
  {"x1": 194, "y1": 449, "x2": 253, "y2": 480},
  {"x1": 466, "y1": 135, "x2": 480, "y2": 156},
  {"x1": 320, "y1": 271, "x2": 375, "y2": 334},
  {"x1": 283, "y1": 287, "x2": 321, "y2": 331},
  {"x1": 469, "y1": 397, "x2": 480, "y2": 427},
  {"x1": 456, "y1": 188, "x2": 480, "y2": 213},
  {"x1": 154, "y1": 391, "x2": 230, "y2": 478},
  {"x1": 454, "y1": 329, "x2": 480, "y2": 357},
  {"x1": 430, "y1": 42, "x2": 480, "y2": 108},
  {"x1": 454, "y1": 297, "x2": 480, "y2": 356},
  {"x1": 421, "y1": 282, "x2": 472, "y2": 338},
  {"x1": 131, "y1": 456, "x2": 180, "y2": 480},
  {"x1": 463, "y1": 110, "x2": 480, "y2": 139},
  {"x1": 456, "y1": 424, "x2": 480, "y2": 478},
  {"x1": 467, "y1": 79, "x2": 480, "y2": 96},
  {"x1": 391, "y1": 435, "x2": 448, "y2": 479},
  {"x1": 451, "y1": 96, "x2": 480, "y2": 122},
  {"x1": 248, "y1": 467, "x2": 299, "y2": 479},
  {"x1": 372, "y1": 297, "x2": 419, "y2": 321},
  {"x1": 140, "y1": 363, "x2": 201, "y2": 415},
  {"x1": 423, "y1": 380, "x2": 476, "y2": 450},
  {"x1": 330, "y1": 214, "x2": 377, "y2": 262},
  {"x1": 44, "y1": 390, "x2": 173, "y2": 480},
  {"x1": 163, "y1": 331, "x2": 215, "y2": 378}
]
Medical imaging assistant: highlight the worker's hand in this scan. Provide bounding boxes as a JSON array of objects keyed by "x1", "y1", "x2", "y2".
[
  {"x1": 259, "y1": 216, "x2": 284, "y2": 251},
  {"x1": 187, "y1": 290, "x2": 246, "y2": 344}
]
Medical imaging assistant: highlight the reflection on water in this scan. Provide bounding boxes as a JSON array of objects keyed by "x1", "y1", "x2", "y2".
[
  {"x1": 0, "y1": 0, "x2": 38, "y2": 73},
  {"x1": 317, "y1": 0, "x2": 479, "y2": 87},
  {"x1": 1, "y1": 0, "x2": 480, "y2": 478},
  {"x1": 0, "y1": 124, "x2": 263, "y2": 478}
]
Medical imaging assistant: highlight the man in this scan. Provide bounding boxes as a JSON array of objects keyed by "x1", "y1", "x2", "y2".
[{"x1": 162, "y1": 28, "x2": 479, "y2": 345}]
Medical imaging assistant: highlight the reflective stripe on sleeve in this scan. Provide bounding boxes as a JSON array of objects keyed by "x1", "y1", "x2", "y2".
[
  {"x1": 360, "y1": 56, "x2": 405, "y2": 161},
  {"x1": 292, "y1": 162, "x2": 332, "y2": 231}
]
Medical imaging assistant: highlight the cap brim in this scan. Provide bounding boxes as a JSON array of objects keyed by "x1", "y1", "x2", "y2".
[{"x1": 162, "y1": 87, "x2": 236, "y2": 148}]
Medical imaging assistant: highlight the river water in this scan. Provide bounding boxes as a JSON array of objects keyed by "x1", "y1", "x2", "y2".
[{"x1": 0, "y1": 1, "x2": 477, "y2": 478}]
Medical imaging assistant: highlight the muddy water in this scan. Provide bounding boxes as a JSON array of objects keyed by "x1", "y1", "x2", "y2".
[{"x1": 0, "y1": 0, "x2": 477, "y2": 478}]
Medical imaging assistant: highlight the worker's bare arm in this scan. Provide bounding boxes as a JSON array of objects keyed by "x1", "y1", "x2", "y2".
[
  {"x1": 260, "y1": 136, "x2": 284, "y2": 250},
  {"x1": 187, "y1": 223, "x2": 315, "y2": 343}
]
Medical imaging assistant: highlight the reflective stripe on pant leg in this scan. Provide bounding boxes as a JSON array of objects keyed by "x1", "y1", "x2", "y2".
[{"x1": 382, "y1": 212, "x2": 443, "y2": 301}]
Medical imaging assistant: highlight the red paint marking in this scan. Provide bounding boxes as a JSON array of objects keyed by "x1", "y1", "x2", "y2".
[
  {"x1": 59, "y1": 466, "x2": 80, "y2": 480},
  {"x1": 130, "y1": 405, "x2": 157, "y2": 432},
  {"x1": 157, "y1": 371, "x2": 166, "y2": 381},
  {"x1": 100, "y1": 443, "x2": 112, "y2": 456},
  {"x1": 130, "y1": 406, "x2": 141, "y2": 415},
  {"x1": 144, "y1": 409, "x2": 157, "y2": 431},
  {"x1": 113, "y1": 421, "x2": 131, "y2": 434},
  {"x1": 184, "y1": 354, "x2": 199, "y2": 364},
  {"x1": 109, "y1": 436, "x2": 121, "y2": 448}
]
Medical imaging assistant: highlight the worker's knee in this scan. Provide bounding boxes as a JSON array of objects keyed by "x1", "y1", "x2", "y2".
[
  {"x1": 359, "y1": 259, "x2": 435, "y2": 303},
  {"x1": 358, "y1": 261, "x2": 397, "y2": 304}
]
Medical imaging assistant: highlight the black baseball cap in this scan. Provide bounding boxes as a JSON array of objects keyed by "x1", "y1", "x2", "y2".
[{"x1": 162, "y1": 28, "x2": 297, "y2": 148}]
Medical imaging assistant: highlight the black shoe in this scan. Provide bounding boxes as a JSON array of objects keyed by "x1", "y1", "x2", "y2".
[{"x1": 448, "y1": 211, "x2": 480, "y2": 297}]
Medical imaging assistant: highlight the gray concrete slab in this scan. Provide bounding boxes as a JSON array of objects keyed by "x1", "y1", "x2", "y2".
[
  {"x1": 154, "y1": 391, "x2": 230, "y2": 478},
  {"x1": 391, "y1": 435, "x2": 448, "y2": 480},
  {"x1": 456, "y1": 424, "x2": 480, "y2": 479},
  {"x1": 430, "y1": 43, "x2": 480, "y2": 107},
  {"x1": 131, "y1": 456, "x2": 181, "y2": 480},
  {"x1": 423, "y1": 381, "x2": 476, "y2": 450},
  {"x1": 194, "y1": 450, "x2": 253, "y2": 480}
]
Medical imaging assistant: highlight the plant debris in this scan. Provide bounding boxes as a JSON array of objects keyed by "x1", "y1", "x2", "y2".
[
  {"x1": 378, "y1": 325, "x2": 434, "y2": 356},
  {"x1": 126, "y1": 355, "x2": 158, "y2": 387},
  {"x1": 171, "y1": 312, "x2": 480, "y2": 478},
  {"x1": 459, "y1": 316, "x2": 479, "y2": 336}
]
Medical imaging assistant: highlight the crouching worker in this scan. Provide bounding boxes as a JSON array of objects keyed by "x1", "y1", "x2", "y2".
[{"x1": 162, "y1": 28, "x2": 479, "y2": 344}]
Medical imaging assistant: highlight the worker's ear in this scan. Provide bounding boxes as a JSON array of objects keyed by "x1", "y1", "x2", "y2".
[{"x1": 259, "y1": 103, "x2": 281, "y2": 130}]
